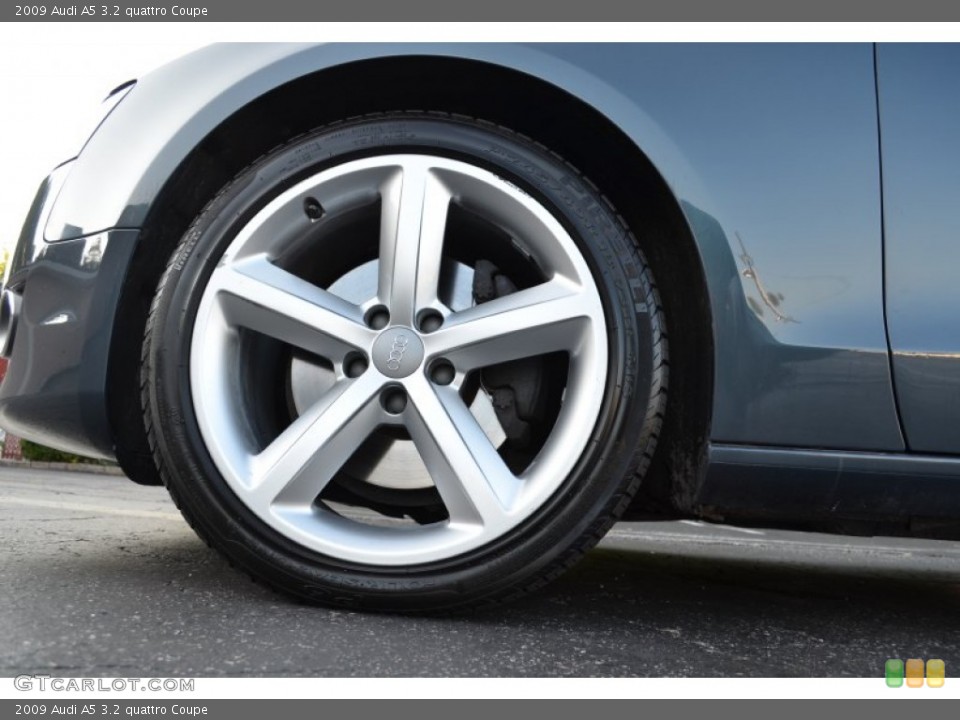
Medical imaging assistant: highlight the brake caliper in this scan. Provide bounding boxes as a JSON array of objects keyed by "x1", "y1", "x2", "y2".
[{"x1": 472, "y1": 260, "x2": 553, "y2": 450}]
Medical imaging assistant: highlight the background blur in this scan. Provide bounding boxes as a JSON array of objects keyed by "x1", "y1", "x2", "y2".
[{"x1": 0, "y1": 39, "x2": 208, "y2": 258}]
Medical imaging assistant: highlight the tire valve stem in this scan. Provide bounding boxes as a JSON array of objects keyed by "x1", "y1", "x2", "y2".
[{"x1": 303, "y1": 197, "x2": 325, "y2": 220}]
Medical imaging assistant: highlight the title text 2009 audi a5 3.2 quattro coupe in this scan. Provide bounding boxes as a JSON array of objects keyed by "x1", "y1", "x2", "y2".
[{"x1": 2, "y1": 43, "x2": 958, "y2": 610}]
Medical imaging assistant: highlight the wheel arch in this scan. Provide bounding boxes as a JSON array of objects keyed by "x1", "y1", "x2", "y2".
[{"x1": 108, "y1": 51, "x2": 713, "y2": 513}]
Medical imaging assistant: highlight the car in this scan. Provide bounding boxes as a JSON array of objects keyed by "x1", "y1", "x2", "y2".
[{"x1": 2, "y1": 42, "x2": 958, "y2": 611}]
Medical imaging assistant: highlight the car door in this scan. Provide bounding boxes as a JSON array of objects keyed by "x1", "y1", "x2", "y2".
[{"x1": 877, "y1": 43, "x2": 960, "y2": 454}]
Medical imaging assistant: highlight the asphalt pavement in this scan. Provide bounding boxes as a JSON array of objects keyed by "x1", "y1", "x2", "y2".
[{"x1": 1, "y1": 465, "x2": 958, "y2": 677}]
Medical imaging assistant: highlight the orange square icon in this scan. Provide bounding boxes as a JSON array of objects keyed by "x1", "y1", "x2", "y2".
[
  {"x1": 906, "y1": 658, "x2": 925, "y2": 687},
  {"x1": 927, "y1": 659, "x2": 945, "y2": 688}
]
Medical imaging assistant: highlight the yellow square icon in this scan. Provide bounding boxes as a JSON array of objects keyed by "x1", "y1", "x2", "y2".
[
  {"x1": 906, "y1": 658, "x2": 925, "y2": 687},
  {"x1": 927, "y1": 659, "x2": 945, "y2": 688}
]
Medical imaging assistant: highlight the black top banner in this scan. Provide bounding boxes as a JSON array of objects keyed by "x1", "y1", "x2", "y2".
[{"x1": 6, "y1": 1, "x2": 960, "y2": 21}]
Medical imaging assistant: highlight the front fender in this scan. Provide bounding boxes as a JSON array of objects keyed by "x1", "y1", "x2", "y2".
[
  {"x1": 39, "y1": 42, "x2": 905, "y2": 457},
  {"x1": 44, "y1": 42, "x2": 699, "y2": 242}
]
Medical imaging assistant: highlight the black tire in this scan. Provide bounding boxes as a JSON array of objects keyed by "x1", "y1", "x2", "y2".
[{"x1": 141, "y1": 113, "x2": 667, "y2": 611}]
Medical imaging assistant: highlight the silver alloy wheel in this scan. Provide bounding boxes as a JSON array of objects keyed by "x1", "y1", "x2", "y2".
[{"x1": 190, "y1": 154, "x2": 608, "y2": 565}]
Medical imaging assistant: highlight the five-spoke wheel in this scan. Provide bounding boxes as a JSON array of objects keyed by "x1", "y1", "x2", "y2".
[{"x1": 142, "y1": 115, "x2": 666, "y2": 609}]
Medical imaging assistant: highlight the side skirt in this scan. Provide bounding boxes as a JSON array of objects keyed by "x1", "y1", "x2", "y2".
[{"x1": 698, "y1": 444, "x2": 960, "y2": 528}]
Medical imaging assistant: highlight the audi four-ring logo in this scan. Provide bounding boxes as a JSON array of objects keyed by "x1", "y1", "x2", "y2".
[{"x1": 386, "y1": 334, "x2": 410, "y2": 371}]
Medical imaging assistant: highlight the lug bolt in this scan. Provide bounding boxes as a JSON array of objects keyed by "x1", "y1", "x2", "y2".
[
  {"x1": 430, "y1": 360, "x2": 455, "y2": 386},
  {"x1": 303, "y1": 197, "x2": 324, "y2": 220},
  {"x1": 366, "y1": 306, "x2": 390, "y2": 330},
  {"x1": 418, "y1": 310, "x2": 444, "y2": 334},
  {"x1": 381, "y1": 388, "x2": 407, "y2": 415},
  {"x1": 344, "y1": 353, "x2": 368, "y2": 378}
]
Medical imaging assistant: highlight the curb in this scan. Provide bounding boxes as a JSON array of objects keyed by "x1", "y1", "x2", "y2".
[{"x1": 0, "y1": 458, "x2": 125, "y2": 476}]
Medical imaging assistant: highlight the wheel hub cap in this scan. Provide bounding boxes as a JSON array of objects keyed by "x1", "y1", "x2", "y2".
[{"x1": 371, "y1": 327, "x2": 424, "y2": 379}]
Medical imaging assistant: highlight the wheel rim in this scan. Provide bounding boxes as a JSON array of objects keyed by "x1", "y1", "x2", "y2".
[{"x1": 190, "y1": 154, "x2": 608, "y2": 565}]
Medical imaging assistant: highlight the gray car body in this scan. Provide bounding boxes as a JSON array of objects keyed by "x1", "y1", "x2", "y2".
[{"x1": 3, "y1": 42, "x2": 959, "y2": 527}]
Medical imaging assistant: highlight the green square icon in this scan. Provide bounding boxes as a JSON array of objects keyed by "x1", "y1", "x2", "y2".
[{"x1": 886, "y1": 658, "x2": 905, "y2": 687}]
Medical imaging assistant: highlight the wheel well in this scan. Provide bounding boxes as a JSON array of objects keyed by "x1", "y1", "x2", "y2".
[{"x1": 108, "y1": 55, "x2": 713, "y2": 512}]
